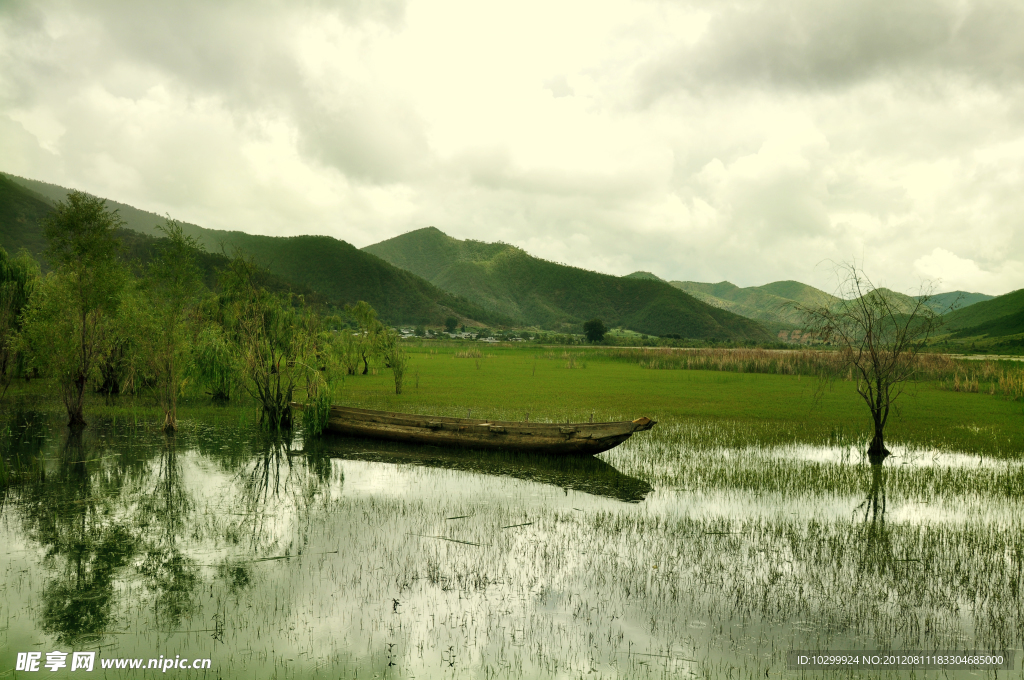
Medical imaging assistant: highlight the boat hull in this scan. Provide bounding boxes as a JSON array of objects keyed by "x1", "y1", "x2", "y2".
[{"x1": 301, "y1": 405, "x2": 656, "y2": 456}]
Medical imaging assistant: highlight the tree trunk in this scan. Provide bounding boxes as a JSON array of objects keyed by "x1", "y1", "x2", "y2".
[
  {"x1": 867, "y1": 418, "x2": 889, "y2": 466},
  {"x1": 68, "y1": 374, "x2": 87, "y2": 427},
  {"x1": 162, "y1": 355, "x2": 177, "y2": 432}
]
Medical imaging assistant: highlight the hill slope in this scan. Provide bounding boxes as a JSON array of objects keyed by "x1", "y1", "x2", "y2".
[
  {"x1": 942, "y1": 288, "x2": 1024, "y2": 338},
  {"x1": 0, "y1": 173, "x2": 506, "y2": 325},
  {"x1": 0, "y1": 174, "x2": 53, "y2": 261},
  {"x1": 0, "y1": 175, "x2": 335, "y2": 301},
  {"x1": 925, "y1": 290, "x2": 993, "y2": 314},
  {"x1": 667, "y1": 279, "x2": 836, "y2": 327},
  {"x1": 667, "y1": 276, "x2": 993, "y2": 330},
  {"x1": 364, "y1": 227, "x2": 771, "y2": 340}
]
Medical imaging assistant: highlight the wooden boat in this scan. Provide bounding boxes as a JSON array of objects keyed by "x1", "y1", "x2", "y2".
[{"x1": 294, "y1": 404, "x2": 656, "y2": 456}]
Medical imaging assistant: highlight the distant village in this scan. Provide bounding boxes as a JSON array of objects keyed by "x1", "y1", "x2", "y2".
[
  {"x1": 384, "y1": 326, "x2": 822, "y2": 346},
  {"x1": 397, "y1": 328, "x2": 527, "y2": 343}
]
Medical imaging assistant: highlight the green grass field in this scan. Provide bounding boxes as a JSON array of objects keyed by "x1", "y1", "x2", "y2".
[
  {"x1": 4, "y1": 343, "x2": 1020, "y2": 458},
  {"x1": 329, "y1": 344, "x2": 1024, "y2": 457}
]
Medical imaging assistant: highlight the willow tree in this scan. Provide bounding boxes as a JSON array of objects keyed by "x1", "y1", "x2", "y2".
[
  {"x1": 0, "y1": 247, "x2": 39, "y2": 399},
  {"x1": 336, "y1": 329, "x2": 361, "y2": 376},
  {"x1": 21, "y1": 192, "x2": 127, "y2": 426},
  {"x1": 147, "y1": 221, "x2": 203, "y2": 431},
  {"x1": 221, "y1": 256, "x2": 309, "y2": 430},
  {"x1": 187, "y1": 323, "x2": 239, "y2": 401},
  {"x1": 375, "y1": 326, "x2": 408, "y2": 394},
  {"x1": 296, "y1": 313, "x2": 342, "y2": 436},
  {"x1": 796, "y1": 264, "x2": 943, "y2": 467},
  {"x1": 347, "y1": 301, "x2": 382, "y2": 375}
]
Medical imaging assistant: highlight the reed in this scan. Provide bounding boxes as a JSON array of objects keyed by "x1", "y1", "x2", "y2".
[{"x1": 610, "y1": 347, "x2": 1024, "y2": 400}]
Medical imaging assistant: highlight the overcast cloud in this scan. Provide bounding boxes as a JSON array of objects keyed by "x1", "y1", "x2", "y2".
[{"x1": 2, "y1": 0, "x2": 1022, "y2": 294}]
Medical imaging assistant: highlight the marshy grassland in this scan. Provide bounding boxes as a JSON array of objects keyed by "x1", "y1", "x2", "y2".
[
  {"x1": 1, "y1": 344, "x2": 1023, "y2": 678},
  {"x1": 342, "y1": 344, "x2": 1024, "y2": 456}
]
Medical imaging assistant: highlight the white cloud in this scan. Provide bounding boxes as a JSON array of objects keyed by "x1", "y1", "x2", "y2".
[
  {"x1": 914, "y1": 248, "x2": 1024, "y2": 294},
  {"x1": 1, "y1": 0, "x2": 1023, "y2": 295}
]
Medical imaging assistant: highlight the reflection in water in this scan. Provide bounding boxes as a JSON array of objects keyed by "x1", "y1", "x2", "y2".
[
  {"x1": 4, "y1": 407, "x2": 1022, "y2": 679},
  {"x1": 856, "y1": 462, "x2": 888, "y2": 522},
  {"x1": 29, "y1": 428, "x2": 137, "y2": 645},
  {"x1": 857, "y1": 515, "x2": 895, "y2": 577},
  {"x1": 2, "y1": 417, "x2": 346, "y2": 651},
  {"x1": 137, "y1": 436, "x2": 200, "y2": 630},
  {"x1": 302, "y1": 435, "x2": 653, "y2": 503}
]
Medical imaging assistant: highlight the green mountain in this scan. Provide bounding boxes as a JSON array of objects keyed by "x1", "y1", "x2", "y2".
[
  {"x1": 923, "y1": 290, "x2": 995, "y2": 314},
  {"x1": 0, "y1": 174, "x2": 52, "y2": 261},
  {"x1": 941, "y1": 288, "x2": 1024, "y2": 338},
  {"x1": 363, "y1": 227, "x2": 771, "y2": 340},
  {"x1": 667, "y1": 279, "x2": 835, "y2": 328},
  {"x1": 1, "y1": 174, "x2": 331, "y2": 301},
  {"x1": 623, "y1": 271, "x2": 665, "y2": 282},
  {"x1": 666, "y1": 276, "x2": 995, "y2": 332},
  {"x1": 757, "y1": 280, "x2": 836, "y2": 308},
  {"x1": 0, "y1": 173, "x2": 506, "y2": 325}
]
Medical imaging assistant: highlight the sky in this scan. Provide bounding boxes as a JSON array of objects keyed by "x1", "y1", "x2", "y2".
[{"x1": 2, "y1": 0, "x2": 1022, "y2": 295}]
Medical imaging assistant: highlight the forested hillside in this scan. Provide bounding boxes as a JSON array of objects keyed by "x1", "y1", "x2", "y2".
[
  {"x1": 942, "y1": 288, "x2": 1024, "y2": 339},
  {"x1": 1, "y1": 174, "x2": 505, "y2": 326},
  {"x1": 665, "y1": 275, "x2": 993, "y2": 331},
  {"x1": 364, "y1": 227, "x2": 771, "y2": 340}
]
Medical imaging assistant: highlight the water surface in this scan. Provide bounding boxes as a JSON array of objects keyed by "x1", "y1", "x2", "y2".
[{"x1": 2, "y1": 408, "x2": 1022, "y2": 678}]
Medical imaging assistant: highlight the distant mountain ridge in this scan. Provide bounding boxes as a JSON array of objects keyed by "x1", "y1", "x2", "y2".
[
  {"x1": 0, "y1": 173, "x2": 328, "y2": 300},
  {"x1": 664, "y1": 279, "x2": 835, "y2": 328},
  {"x1": 0, "y1": 173, "x2": 507, "y2": 326},
  {"x1": 364, "y1": 227, "x2": 771, "y2": 340},
  {"x1": 631, "y1": 271, "x2": 995, "y2": 331},
  {"x1": 9, "y1": 172, "x2": 1010, "y2": 340}
]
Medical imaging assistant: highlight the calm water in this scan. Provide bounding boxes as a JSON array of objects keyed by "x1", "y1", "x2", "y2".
[{"x1": 2, "y1": 407, "x2": 1022, "y2": 678}]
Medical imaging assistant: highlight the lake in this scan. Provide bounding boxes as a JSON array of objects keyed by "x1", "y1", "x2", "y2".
[{"x1": 2, "y1": 405, "x2": 1022, "y2": 678}]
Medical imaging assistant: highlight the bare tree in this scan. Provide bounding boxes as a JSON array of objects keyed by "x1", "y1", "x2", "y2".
[{"x1": 796, "y1": 263, "x2": 944, "y2": 466}]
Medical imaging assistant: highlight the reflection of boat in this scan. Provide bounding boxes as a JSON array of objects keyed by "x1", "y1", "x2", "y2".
[
  {"x1": 300, "y1": 435, "x2": 654, "y2": 503},
  {"x1": 294, "y1": 404, "x2": 656, "y2": 456}
]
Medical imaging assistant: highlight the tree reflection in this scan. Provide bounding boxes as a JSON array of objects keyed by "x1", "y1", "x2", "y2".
[
  {"x1": 232, "y1": 432, "x2": 340, "y2": 556},
  {"x1": 25, "y1": 428, "x2": 137, "y2": 645},
  {"x1": 136, "y1": 435, "x2": 200, "y2": 630},
  {"x1": 856, "y1": 462, "x2": 887, "y2": 522},
  {"x1": 9, "y1": 416, "x2": 343, "y2": 643},
  {"x1": 855, "y1": 461, "x2": 894, "y2": 576}
]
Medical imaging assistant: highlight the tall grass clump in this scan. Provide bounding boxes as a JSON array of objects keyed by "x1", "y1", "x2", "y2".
[{"x1": 940, "y1": 362, "x2": 1024, "y2": 400}]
